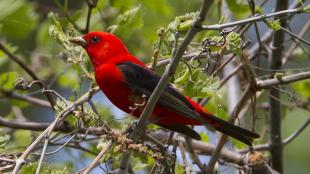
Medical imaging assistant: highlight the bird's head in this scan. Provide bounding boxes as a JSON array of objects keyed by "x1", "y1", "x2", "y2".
[{"x1": 69, "y1": 32, "x2": 129, "y2": 68}]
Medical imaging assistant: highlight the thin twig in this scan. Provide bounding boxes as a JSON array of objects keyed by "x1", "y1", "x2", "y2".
[
  {"x1": 178, "y1": 139, "x2": 191, "y2": 174},
  {"x1": 0, "y1": 90, "x2": 51, "y2": 108},
  {"x1": 282, "y1": 21, "x2": 310, "y2": 64},
  {"x1": 239, "y1": 116, "x2": 310, "y2": 153},
  {"x1": 280, "y1": 26, "x2": 310, "y2": 46},
  {"x1": 11, "y1": 87, "x2": 99, "y2": 174},
  {"x1": 201, "y1": 6, "x2": 306, "y2": 30},
  {"x1": 79, "y1": 141, "x2": 112, "y2": 174}
]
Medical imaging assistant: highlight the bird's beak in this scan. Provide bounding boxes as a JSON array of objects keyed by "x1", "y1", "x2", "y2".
[{"x1": 68, "y1": 37, "x2": 87, "y2": 47}]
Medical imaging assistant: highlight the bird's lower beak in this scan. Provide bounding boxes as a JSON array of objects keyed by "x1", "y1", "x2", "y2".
[{"x1": 68, "y1": 37, "x2": 87, "y2": 47}]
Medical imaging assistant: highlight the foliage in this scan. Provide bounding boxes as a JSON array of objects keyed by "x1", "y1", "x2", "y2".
[{"x1": 0, "y1": 0, "x2": 309, "y2": 173}]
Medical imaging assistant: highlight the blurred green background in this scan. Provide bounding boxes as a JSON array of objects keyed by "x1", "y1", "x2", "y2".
[{"x1": 0, "y1": 0, "x2": 310, "y2": 173}]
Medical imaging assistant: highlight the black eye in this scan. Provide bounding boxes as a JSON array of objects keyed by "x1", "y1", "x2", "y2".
[{"x1": 90, "y1": 36, "x2": 100, "y2": 44}]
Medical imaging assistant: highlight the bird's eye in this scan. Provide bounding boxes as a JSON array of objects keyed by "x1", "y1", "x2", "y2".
[{"x1": 90, "y1": 36, "x2": 100, "y2": 44}]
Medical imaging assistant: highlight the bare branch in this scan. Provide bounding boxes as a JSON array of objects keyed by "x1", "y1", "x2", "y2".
[
  {"x1": 256, "y1": 71, "x2": 310, "y2": 89},
  {"x1": 201, "y1": 7, "x2": 306, "y2": 30},
  {"x1": 269, "y1": 0, "x2": 289, "y2": 172},
  {"x1": 0, "y1": 90, "x2": 51, "y2": 108},
  {"x1": 79, "y1": 141, "x2": 112, "y2": 174}
]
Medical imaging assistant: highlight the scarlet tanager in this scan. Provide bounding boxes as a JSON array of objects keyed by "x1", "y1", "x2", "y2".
[{"x1": 69, "y1": 32, "x2": 259, "y2": 145}]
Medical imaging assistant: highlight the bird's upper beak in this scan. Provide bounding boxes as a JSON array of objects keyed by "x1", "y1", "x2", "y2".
[{"x1": 68, "y1": 37, "x2": 87, "y2": 47}]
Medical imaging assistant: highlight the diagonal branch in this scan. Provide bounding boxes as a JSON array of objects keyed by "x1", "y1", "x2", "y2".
[
  {"x1": 11, "y1": 87, "x2": 99, "y2": 174},
  {"x1": 117, "y1": 1, "x2": 214, "y2": 173},
  {"x1": 0, "y1": 42, "x2": 55, "y2": 107}
]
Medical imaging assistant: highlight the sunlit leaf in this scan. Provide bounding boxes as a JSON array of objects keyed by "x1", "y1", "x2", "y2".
[{"x1": 0, "y1": 72, "x2": 18, "y2": 90}]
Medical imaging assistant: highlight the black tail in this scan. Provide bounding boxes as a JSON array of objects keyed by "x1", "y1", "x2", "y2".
[{"x1": 202, "y1": 113, "x2": 260, "y2": 145}]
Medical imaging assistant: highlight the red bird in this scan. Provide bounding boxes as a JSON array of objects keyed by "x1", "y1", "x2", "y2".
[{"x1": 69, "y1": 32, "x2": 259, "y2": 145}]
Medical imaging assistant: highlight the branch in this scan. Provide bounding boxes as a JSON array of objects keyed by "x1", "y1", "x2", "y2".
[
  {"x1": 150, "y1": 131, "x2": 245, "y2": 165},
  {"x1": 0, "y1": 90, "x2": 51, "y2": 108},
  {"x1": 282, "y1": 21, "x2": 310, "y2": 64},
  {"x1": 11, "y1": 87, "x2": 99, "y2": 174},
  {"x1": 206, "y1": 86, "x2": 253, "y2": 173},
  {"x1": 0, "y1": 41, "x2": 55, "y2": 107},
  {"x1": 256, "y1": 71, "x2": 310, "y2": 89},
  {"x1": 117, "y1": 1, "x2": 213, "y2": 173},
  {"x1": 268, "y1": 0, "x2": 288, "y2": 172},
  {"x1": 219, "y1": 0, "x2": 304, "y2": 88},
  {"x1": 78, "y1": 141, "x2": 112, "y2": 174},
  {"x1": 280, "y1": 26, "x2": 310, "y2": 46},
  {"x1": 0, "y1": 42, "x2": 39, "y2": 80},
  {"x1": 0, "y1": 117, "x2": 252, "y2": 167},
  {"x1": 201, "y1": 6, "x2": 306, "y2": 30},
  {"x1": 239, "y1": 116, "x2": 310, "y2": 153}
]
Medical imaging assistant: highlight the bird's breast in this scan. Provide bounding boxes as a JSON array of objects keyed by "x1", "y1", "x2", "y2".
[{"x1": 95, "y1": 64, "x2": 134, "y2": 113}]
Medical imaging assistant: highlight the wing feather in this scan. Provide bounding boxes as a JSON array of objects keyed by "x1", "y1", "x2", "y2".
[{"x1": 117, "y1": 62, "x2": 201, "y2": 122}]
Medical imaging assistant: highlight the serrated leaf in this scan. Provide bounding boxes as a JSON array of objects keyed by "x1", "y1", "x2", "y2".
[
  {"x1": 173, "y1": 63, "x2": 221, "y2": 98},
  {"x1": 226, "y1": 32, "x2": 242, "y2": 54}
]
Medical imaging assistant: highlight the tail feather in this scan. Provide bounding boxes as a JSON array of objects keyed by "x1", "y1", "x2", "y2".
[{"x1": 202, "y1": 113, "x2": 260, "y2": 145}]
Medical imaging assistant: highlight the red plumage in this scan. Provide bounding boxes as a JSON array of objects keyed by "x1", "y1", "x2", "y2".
[{"x1": 69, "y1": 31, "x2": 259, "y2": 145}]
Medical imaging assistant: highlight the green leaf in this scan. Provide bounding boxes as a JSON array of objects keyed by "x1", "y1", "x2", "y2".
[
  {"x1": 48, "y1": 12, "x2": 69, "y2": 49},
  {"x1": 173, "y1": 63, "x2": 221, "y2": 98},
  {"x1": 115, "y1": 5, "x2": 144, "y2": 35},
  {"x1": 109, "y1": 0, "x2": 134, "y2": 12},
  {"x1": 0, "y1": 134, "x2": 10, "y2": 149},
  {"x1": 167, "y1": 12, "x2": 198, "y2": 32},
  {"x1": 226, "y1": 32, "x2": 242, "y2": 54},
  {"x1": 0, "y1": 0, "x2": 38, "y2": 39},
  {"x1": 255, "y1": 6, "x2": 264, "y2": 14},
  {"x1": 292, "y1": 79, "x2": 310, "y2": 99},
  {"x1": 225, "y1": 0, "x2": 251, "y2": 19},
  {"x1": 266, "y1": 19, "x2": 281, "y2": 31},
  {"x1": 200, "y1": 132, "x2": 209, "y2": 142},
  {"x1": 304, "y1": 3, "x2": 310, "y2": 11},
  {"x1": 21, "y1": 162, "x2": 73, "y2": 174},
  {"x1": 0, "y1": 72, "x2": 18, "y2": 90}
]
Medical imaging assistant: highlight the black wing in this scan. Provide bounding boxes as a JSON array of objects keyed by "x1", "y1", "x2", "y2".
[{"x1": 117, "y1": 62, "x2": 201, "y2": 122}]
